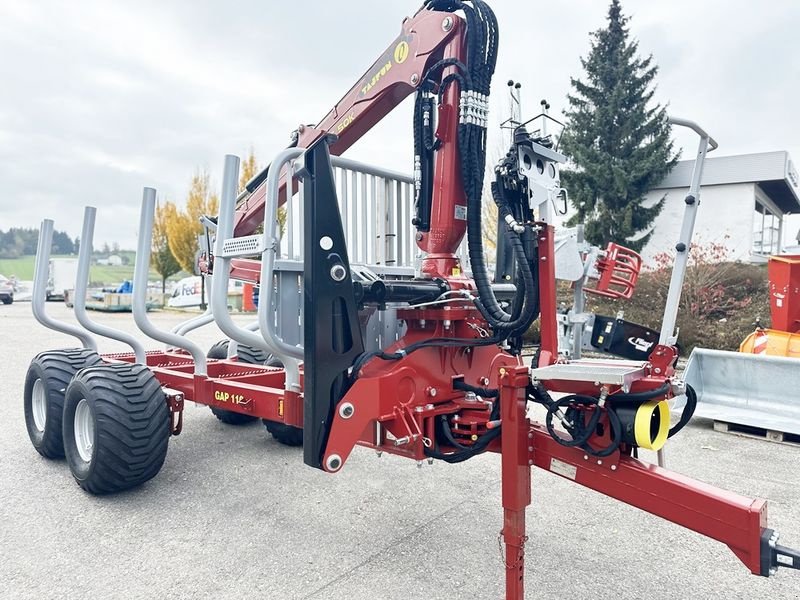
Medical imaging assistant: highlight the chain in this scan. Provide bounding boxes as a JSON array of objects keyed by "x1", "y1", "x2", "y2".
[{"x1": 497, "y1": 531, "x2": 528, "y2": 570}]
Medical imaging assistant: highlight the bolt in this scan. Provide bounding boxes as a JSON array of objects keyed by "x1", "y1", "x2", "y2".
[
  {"x1": 325, "y1": 454, "x2": 342, "y2": 471},
  {"x1": 330, "y1": 264, "x2": 347, "y2": 282},
  {"x1": 427, "y1": 458, "x2": 434, "y2": 465},
  {"x1": 654, "y1": 368, "x2": 662, "y2": 374},
  {"x1": 611, "y1": 465, "x2": 617, "y2": 471},
  {"x1": 527, "y1": 446, "x2": 533, "y2": 452},
  {"x1": 417, "y1": 461, "x2": 423, "y2": 469},
  {"x1": 583, "y1": 455, "x2": 589, "y2": 461},
  {"x1": 415, "y1": 232, "x2": 423, "y2": 241},
  {"x1": 528, "y1": 432, "x2": 533, "y2": 439},
  {"x1": 597, "y1": 460, "x2": 603, "y2": 465},
  {"x1": 425, "y1": 403, "x2": 434, "y2": 410},
  {"x1": 528, "y1": 459, "x2": 533, "y2": 465},
  {"x1": 442, "y1": 16, "x2": 454, "y2": 31},
  {"x1": 411, "y1": 73, "x2": 420, "y2": 85},
  {"x1": 428, "y1": 387, "x2": 437, "y2": 397},
  {"x1": 480, "y1": 377, "x2": 490, "y2": 385},
  {"x1": 338, "y1": 402, "x2": 355, "y2": 419}
]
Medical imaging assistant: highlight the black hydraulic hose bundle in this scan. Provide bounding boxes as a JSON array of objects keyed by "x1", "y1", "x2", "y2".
[
  {"x1": 530, "y1": 382, "x2": 699, "y2": 457},
  {"x1": 420, "y1": 1, "x2": 539, "y2": 341},
  {"x1": 425, "y1": 386, "x2": 502, "y2": 464}
]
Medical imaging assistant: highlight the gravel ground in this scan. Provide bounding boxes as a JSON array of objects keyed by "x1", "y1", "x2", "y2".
[{"x1": 1, "y1": 301, "x2": 799, "y2": 600}]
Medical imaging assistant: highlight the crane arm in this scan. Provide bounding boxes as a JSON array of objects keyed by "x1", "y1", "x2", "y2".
[{"x1": 232, "y1": 7, "x2": 463, "y2": 237}]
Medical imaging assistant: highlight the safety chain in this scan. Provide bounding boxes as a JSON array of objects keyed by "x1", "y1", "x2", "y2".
[{"x1": 497, "y1": 531, "x2": 529, "y2": 570}]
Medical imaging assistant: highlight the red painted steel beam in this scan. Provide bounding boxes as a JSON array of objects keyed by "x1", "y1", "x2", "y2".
[
  {"x1": 535, "y1": 225, "x2": 558, "y2": 367},
  {"x1": 499, "y1": 365, "x2": 533, "y2": 600},
  {"x1": 529, "y1": 424, "x2": 767, "y2": 574}
]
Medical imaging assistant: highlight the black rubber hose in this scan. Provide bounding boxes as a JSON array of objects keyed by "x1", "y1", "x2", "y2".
[
  {"x1": 440, "y1": 415, "x2": 471, "y2": 450},
  {"x1": 580, "y1": 407, "x2": 623, "y2": 458},
  {"x1": 668, "y1": 383, "x2": 697, "y2": 439},
  {"x1": 453, "y1": 379, "x2": 499, "y2": 398},
  {"x1": 426, "y1": 423, "x2": 500, "y2": 464},
  {"x1": 468, "y1": 180, "x2": 538, "y2": 334},
  {"x1": 608, "y1": 382, "x2": 671, "y2": 404},
  {"x1": 544, "y1": 395, "x2": 603, "y2": 448}
]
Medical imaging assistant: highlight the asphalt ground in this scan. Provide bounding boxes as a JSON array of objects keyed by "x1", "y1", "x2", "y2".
[{"x1": 1, "y1": 301, "x2": 799, "y2": 599}]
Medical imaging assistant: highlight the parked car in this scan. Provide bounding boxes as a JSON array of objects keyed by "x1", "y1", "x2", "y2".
[{"x1": 0, "y1": 274, "x2": 15, "y2": 304}]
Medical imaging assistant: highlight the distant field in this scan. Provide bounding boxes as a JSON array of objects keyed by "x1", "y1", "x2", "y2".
[{"x1": 0, "y1": 255, "x2": 186, "y2": 286}]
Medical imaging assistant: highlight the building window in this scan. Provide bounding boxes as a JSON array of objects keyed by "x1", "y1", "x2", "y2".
[{"x1": 752, "y1": 200, "x2": 780, "y2": 255}]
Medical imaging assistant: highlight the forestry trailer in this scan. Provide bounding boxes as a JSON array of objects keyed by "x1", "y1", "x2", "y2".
[{"x1": 23, "y1": 2, "x2": 799, "y2": 598}]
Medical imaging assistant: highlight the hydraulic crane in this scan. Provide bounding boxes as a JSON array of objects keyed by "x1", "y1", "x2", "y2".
[{"x1": 24, "y1": 1, "x2": 800, "y2": 598}]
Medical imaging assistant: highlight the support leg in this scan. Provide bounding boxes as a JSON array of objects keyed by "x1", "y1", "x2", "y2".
[{"x1": 499, "y1": 365, "x2": 532, "y2": 600}]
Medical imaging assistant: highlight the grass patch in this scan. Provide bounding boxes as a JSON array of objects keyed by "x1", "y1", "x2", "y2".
[{"x1": 0, "y1": 255, "x2": 186, "y2": 286}]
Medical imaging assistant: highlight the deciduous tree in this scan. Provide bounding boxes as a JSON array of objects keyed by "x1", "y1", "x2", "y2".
[
  {"x1": 165, "y1": 170, "x2": 219, "y2": 274},
  {"x1": 151, "y1": 200, "x2": 182, "y2": 294}
]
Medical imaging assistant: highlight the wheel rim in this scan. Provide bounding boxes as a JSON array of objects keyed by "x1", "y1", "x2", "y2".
[
  {"x1": 32, "y1": 378, "x2": 47, "y2": 432},
  {"x1": 74, "y1": 399, "x2": 95, "y2": 462}
]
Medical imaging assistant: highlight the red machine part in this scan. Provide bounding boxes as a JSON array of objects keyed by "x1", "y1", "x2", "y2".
[
  {"x1": 584, "y1": 242, "x2": 642, "y2": 300},
  {"x1": 92, "y1": 2, "x2": 796, "y2": 596},
  {"x1": 768, "y1": 254, "x2": 800, "y2": 333}
]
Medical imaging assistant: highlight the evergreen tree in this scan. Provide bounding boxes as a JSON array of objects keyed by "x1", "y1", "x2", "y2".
[{"x1": 561, "y1": 0, "x2": 678, "y2": 251}]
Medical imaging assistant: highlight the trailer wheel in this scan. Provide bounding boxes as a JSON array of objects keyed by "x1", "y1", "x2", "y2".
[
  {"x1": 261, "y1": 356, "x2": 304, "y2": 447},
  {"x1": 206, "y1": 340, "x2": 267, "y2": 424},
  {"x1": 24, "y1": 348, "x2": 103, "y2": 458},
  {"x1": 62, "y1": 363, "x2": 170, "y2": 494},
  {"x1": 2, "y1": 296, "x2": 12, "y2": 304},
  {"x1": 263, "y1": 421, "x2": 304, "y2": 447}
]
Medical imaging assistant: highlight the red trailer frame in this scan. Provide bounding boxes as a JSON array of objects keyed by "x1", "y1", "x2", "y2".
[{"x1": 24, "y1": 2, "x2": 799, "y2": 598}]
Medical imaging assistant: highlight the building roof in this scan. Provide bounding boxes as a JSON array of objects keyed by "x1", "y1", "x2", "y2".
[{"x1": 653, "y1": 150, "x2": 800, "y2": 214}]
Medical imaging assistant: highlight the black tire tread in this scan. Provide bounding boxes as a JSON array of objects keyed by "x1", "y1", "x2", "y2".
[
  {"x1": 64, "y1": 363, "x2": 169, "y2": 494},
  {"x1": 24, "y1": 348, "x2": 102, "y2": 458},
  {"x1": 260, "y1": 355, "x2": 303, "y2": 447},
  {"x1": 263, "y1": 421, "x2": 304, "y2": 446}
]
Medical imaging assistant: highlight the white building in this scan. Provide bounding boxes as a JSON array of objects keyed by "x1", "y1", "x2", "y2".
[{"x1": 641, "y1": 151, "x2": 800, "y2": 264}]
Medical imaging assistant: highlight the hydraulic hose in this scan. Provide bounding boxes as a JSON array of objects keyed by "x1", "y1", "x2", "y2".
[
  {"x1": 668, "y1": 383, "x2": 696, "y2": 438},
  {"x1": 608, "y1": 382, "x2": 671, "y2": 404}
]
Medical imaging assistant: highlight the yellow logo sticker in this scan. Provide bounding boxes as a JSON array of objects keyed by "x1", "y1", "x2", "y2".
[{"x1": 394, "y1": 40, "x2": 409, "y2": 64}]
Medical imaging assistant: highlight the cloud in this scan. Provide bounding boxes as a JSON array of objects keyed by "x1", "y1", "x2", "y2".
[{"x1": 0, "y1": 0, "x2": 798, "y2": 248}]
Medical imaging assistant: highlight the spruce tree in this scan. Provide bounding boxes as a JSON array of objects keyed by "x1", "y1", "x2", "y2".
[{"x1": 561, "y1": 0, "x2": 678, "y2": 252}]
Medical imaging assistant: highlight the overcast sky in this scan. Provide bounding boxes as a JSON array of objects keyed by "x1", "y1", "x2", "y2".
[{"x1": 1, "y1": 0, "x2": 798, "y2": 248}]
